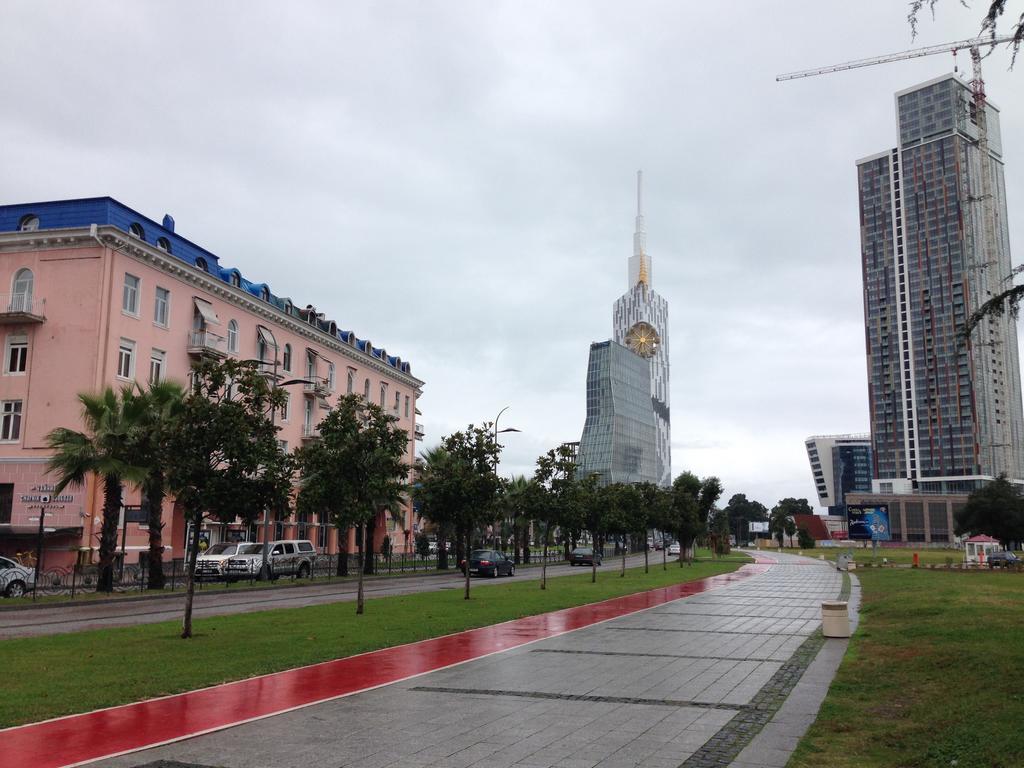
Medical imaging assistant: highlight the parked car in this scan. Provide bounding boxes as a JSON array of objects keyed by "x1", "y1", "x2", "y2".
[
  {"x1": 987, "y1": 550, "x2": 1021, "y2": 569},
  {"x1": 667, "y1": 542, "x2": 681, "y2": 556},
  {"x1": 224, "y1": 540, "x2": 317, "y2": 580},
  {"x1": 459, "y1": 549, "x2": 515, "y2": 577},
  {"x1": 194, "y1": 542, "x2": 258, "y2": 581},
  {"x1": 569, "y1": 547, "x2": 602, "y2": 566},
  {"x1": 653, "y1": 539, "x2": 665, "y2": 551},
  {"x1": 0, "y1": 555, "x2": 35, "y2": 598}
]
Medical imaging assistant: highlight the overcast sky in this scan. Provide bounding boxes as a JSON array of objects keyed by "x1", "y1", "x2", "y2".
[{"x1": 2, "y1": 1, "x2": 1022, "y2": 511}]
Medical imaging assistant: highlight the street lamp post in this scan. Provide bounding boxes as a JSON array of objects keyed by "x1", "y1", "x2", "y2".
[{"x1": 493, "y1": 406, "x2": 521, "y2": 551}]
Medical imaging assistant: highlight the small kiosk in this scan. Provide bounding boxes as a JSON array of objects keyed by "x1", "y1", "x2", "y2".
[{"x1": 964, "y1": 534, "x2": 1001, "y2": 565}]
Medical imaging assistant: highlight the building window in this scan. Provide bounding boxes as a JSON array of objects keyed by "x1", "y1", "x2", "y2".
[
  {"x1": 278, "y1": 439, "x2": 289, "y2": 453},
  {"x1": 261, "y1": 286, "x2": 270, "y2": 302},
  {"x1": 364, "y1": 378, "x2": 370, "y2": 399},
  {"x1": 347, "y1": 369, "x2": 355, "y2": 394},
  {"x1": 195, "y1": 257, "x2": 208, "y2": 272},
  {"x1": 227, "y1": 320, "x2": 239, "y2": 353},
  {"x1": 283, "y1": 344, "x2": 292, "y2": 372},
  {"x1": 156, "y1": 237, "x2": 171, "y2": 253},
  {"x1": 229, "y1": 272, "x2": 241, "y2": 287},
  {"x1": 129, "y1": 223, "x2": 145, "y2": 239},
  {"x1": 380, "y1": 383, "x2": 387, "y2": 407},
  {"x1": 11, "y1": 268, "x2": 33, "y2": 313},
  {"x1": 122, "y1": 274, "x2": 140, "y2": 315},
  {"x1": 0, "y1": 401, "x2": 22, "y2": 441},
  {"x1": 394, "y1": 391, "x2": 400, "y2": 412},
  {"x1": 149, "y1": 349, "x2": 166, "y2": 385},
  {"x1": 5, "y1": 334, "x2": 27, "y2": 375},
  {"x1": 117, "y1": 339, "x2": 136, "y2": 380},
  {"x1": 317, "y1": 523, "x2": 328, "y2": 550},
  {"x1": 306, "y1": 352, "x2": 316, "y2": 380},
  {"x1": 328, "y1": 363, "x2": 336, "y2": 391},
  {"x1": 281, "y1": 392, "x2": 290, "y2": 422},
  {"x1": 18, "y1": 214, "x2": 39, "y2": 232},
  {"x1": 154, "y1": 287, "x2": 170, "y2": 327},
  {"x1": 405, "y1": 395, "x2": 410, "y2": 418},
  {"x1": 304, "y1": 398, "x2": 313, "y2": 430}
]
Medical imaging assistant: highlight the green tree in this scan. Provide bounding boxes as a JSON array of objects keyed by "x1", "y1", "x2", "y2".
[
  {"x1": 129, "y1": 380, "x2": 185, "y2": 591},
  {"x1": 670, "y1": 472, "x2": 723, "y2": 564},
  {"x1": 533, "y1": 444, "x2": 578, "y2": 589},
  {"x1": 707, "y1": 508, "x2": 731, "y2": 556},
  {"x1": 47, "y1": 387, "x2": 149, "y2": 592},
  {"x1": 769, "y1": 498, "x2": 810, "y2": 548},
  {"x1": 634, "y1": 482, "x2": 668, "y2": 573},
  {"x1": 955, "y1": 474, "x2": 1024, "y2": 545},
  {"x1": 165, "y1": 359, "x2": 292, "y2": 638},
  {"x1": 602, "y1": 483, "x2": 644, "y2": 577},
  {"x1": 297, "y1": 394, "x2": 408, "y2": 614},
  {"x1": 722, "y1": 493, "x2": 769, "y2": 546},
  {"x1": 797, "y1": 528, "x2": 816, "y2": 549},
  {"x1": 414, "y1": 445, "x2": 454, "y2": 570},
  {"x1": 502, "y1": 475, "x2": 539, "y2": 565},
  {"x1": 414, "y1": 532, "x2": 431, "y2": 559}
]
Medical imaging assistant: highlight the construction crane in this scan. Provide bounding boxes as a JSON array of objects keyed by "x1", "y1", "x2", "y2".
[{"x1": 778, "y1": 34, "x2": 1018, "y2": 477}]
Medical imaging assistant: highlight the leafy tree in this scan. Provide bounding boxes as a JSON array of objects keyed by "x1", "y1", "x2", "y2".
[
  {"x1": 634, "y1": 482, "x2": 668, "y2": 573},
  {"x1": 602, "y1": 483, "x2": 644, "y2": 577},
  {"x1": 415, "y1": 532, "x2": 431, "y2": 559},
  {"x1": 129, "y1": 380, "x2": 185, "y2": 590},
  {"x1": 707, "y1": 508, "x2": 731, "y2": 556},
  {"x1": 769, "y1": 498, "x2": 810, "y2": 548},
  {"x1": 533, "y1": 444, "x2": 578, "y2": 589},
  {"x1": 722, "y1": 493, "x2": 769, "y2": 545},
  {"x1": 47, "y1": 386, "x2": 149, "y2": 592},
  {"x1": 955, "y1": 474, "x2": 1024, "y2": 546},
  {"x1": 670, "y1": 472, "x2": 723, "y2": 564},
  {"x1": 165, "y1": 359, "x2": 292, "y2": 638},
  {"x1": 502, "y1": 475, "x2": 539, "y2": 564},
  {"x1": 797, "y1": 528, "x2": 816, "y2": 549},
  {"x1": 296, "y1": 394, "x2": 408, "y2": 614},
  {"x1": 414, "y1": 445, "x2": 454, "y2": 570}
]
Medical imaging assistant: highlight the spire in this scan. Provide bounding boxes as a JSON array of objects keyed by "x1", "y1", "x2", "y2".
[{"x1": 631, "y1": 170, "x2": 650, "y2": 288}]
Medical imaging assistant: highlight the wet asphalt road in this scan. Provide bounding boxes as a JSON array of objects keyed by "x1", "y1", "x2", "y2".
[{"x1": 0, "y1": 553, "x2": 655, "y2": 638}]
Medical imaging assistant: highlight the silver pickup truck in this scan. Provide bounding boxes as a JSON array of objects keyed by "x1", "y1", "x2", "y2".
[{"x1": 224, "y1": 539, "x2": 317, "y2": 581}]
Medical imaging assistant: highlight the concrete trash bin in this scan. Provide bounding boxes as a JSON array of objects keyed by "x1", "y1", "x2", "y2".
[
  {"x1": 836, "y1": 553, "x2": 853, "y2": 571},
  {"x1": 822, "y1": 601, "x2": 850, "y2": 638}
]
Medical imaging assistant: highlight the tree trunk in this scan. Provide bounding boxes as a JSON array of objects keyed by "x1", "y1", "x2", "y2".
[
  {"x1": 643, "y1": 535, "x2": 648, "y2": 574},
  {"x1": 513, "y1": 514, "x2": 521, "y2": 565},
  {"x1": 145, "y1": 474, "x2": 166, "y2": 590},
  {"x1": 97, "y1": 474, "x2": 123, "y2": 593},
  {"x1": 356, "y1": 524, "x2": 365, "y2": 614},
  {"x1": 438, "y1": 534, "x2": 448, "y2": 570},
  {"x1": 541, "y1": 521, "x2": 548, "y2": 590},
  {"x1": 621, "y1": 544, "x2": 626, "y2": 577},
  {"x1": 662, "y1": 538, "x2": 667, "y2": 570},
  {"x1": 463, "y1": 529, "x2": 471, "y2": 600},
  {"x1": 363, "y1": 515, "x2": 376, "y2": 576},
  {"x1": 336, "y1": 526, "x2": 349, "y2": 576},
  {"x1": 522, "y1": 525, "x2": 531, "y2": 564},
  {"x1": 181, "y1": 508, "x2": 203, "y2": 639}
]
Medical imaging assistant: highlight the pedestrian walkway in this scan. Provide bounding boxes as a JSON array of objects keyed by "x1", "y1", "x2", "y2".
[
  {"x1": 79, "y1": 552, "x2": 847, "y2": 768},
  {"x1": 0, "y1": 559, "x2": 769, "y2": 768}
]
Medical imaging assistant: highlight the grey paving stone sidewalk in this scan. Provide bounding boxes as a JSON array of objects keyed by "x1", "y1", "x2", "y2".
[{"x1": 96, "y1": 553, "x2": 848, "y2": 768}]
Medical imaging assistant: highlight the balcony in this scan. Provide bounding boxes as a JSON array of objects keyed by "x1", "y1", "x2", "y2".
[
  {"x1": 187, "y1": 329, "x2": 228, "y2": 357},
  {"x1": 0, "y1": 293, "x2": 45, "y2": 324},
  {"x1": 414, "y1": 423, "x2": 425, "y2": 441},
  {"x1": 301, "y1": 423, "x2": 321, "y2": 440},
  {"x1": 303, "y1": 375, "x2": 330, "y2": 396}
]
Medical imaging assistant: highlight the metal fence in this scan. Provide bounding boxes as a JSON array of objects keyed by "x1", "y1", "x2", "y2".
[{"x1": 15, "y1": 549, "x2": 570, "y2": 600}]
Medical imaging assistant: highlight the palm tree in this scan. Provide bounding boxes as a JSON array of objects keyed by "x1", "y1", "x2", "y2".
[
  {"x1": 131, "y1": 380, "x2": 185, "y2": 590},
  {"x1": 504, "y1": 475, "x2": 535, "y2": 564},
  {"x1": 47, "y1": 387, "x2": 148, "y2": 592},
  {"x1": 414, "y1": 445, "x2": 453, "y2": 568}
]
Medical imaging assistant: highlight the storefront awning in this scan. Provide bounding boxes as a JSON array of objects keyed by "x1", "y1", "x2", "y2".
[
  {"x1": 193, "y1": 297, "x2": 220, "y2": 326},
  {"x1": 0, "y1": 524, "x2": 84, "y2": 538},
  {"x1": 257, "y1": 324, "x2": 278, "y2": 349}
]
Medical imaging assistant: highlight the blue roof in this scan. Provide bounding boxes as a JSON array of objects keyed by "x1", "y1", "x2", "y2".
[{"x1": 0, "y1": 197, "x2": 413, "y2": 376}]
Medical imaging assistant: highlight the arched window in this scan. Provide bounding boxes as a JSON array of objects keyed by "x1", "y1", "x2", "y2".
[
  {"x1": 261, "y1": 286, "x2": 270, "y2": 302},
  {"x1": 17, "y1": 215, "x2": 39, "y2": 232},
  {"x1": 227, "y1": 320, "x2": 239, "y2": 353},
  {"x1": 347, "y1": 369, "x2": 355, "y2": 394},
  {"x1": 327, "y1": 363, "x2": 335, "y2": 391},
  {"x1": 363, "y1": 378, "x2": 370, "y2": 399},
  {"x1": 229, "y1": 272, "x2": 241, "y2": 287},
  {"x1": 257, "y1": 335, "x2": 268, "y2": 363},
  {"x1": 11, "y1": 269, "x2": 33, "y2": 312},
  {"x1": 195, "y1": 257, "x2": 209, "y2": 272},
  {"x1": 379, "y1": 383, "x2": 386, "y2": 407},
  {"x1": 284, "y1": 300, "x2": 293, "y2": 315},
  {"x1": 156, "y1": 237, "x2": 171, "y2": 253},
  {"x1": 283, "y1": 343, "x2": 292, "y2": 372},
  {"x1": 129, "y1": 223, "x2": 145, "y2": 239}
]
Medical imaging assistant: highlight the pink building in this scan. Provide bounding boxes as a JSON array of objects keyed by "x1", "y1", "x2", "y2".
[{"x1": 0, "y1": 198, "x2": 424, "y2": 569}]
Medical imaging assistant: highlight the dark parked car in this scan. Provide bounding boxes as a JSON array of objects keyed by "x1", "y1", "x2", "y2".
[
  {"x1": 460, "y1": 550, "x2": 515, "y2": 578},
  {"x1": 987, "y1": 550, "x2": 1021, "y2": 569},
  {"x1": 569, "y1": 547, "x2": 602, "y2": 566}
]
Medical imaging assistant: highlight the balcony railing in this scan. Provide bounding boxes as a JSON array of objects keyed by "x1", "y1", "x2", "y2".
[
  {"x1": 187, "y1": 329, "x2": 228, "y2": 356},
  {"x1": 301, "y1": 423, "x2": 320, "y2": 440},
  {"x1": 414, "y1": 423, "x2": 425, "y2": 441},
  {"x1": 0, "y1": 293, "x2": 45, "y2": 323},
  {"x1": 303, "y1": 375, "x2": 329, "y2": 394}
]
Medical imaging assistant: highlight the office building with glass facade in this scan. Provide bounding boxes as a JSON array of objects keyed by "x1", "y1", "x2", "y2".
[
  {"x1": 805, "y1": 434, "x2": 873, "y2": 515},
  {"x1": 857, "y1": 74, "x2": 1024, "y2": 495},
  {"x1": 578, "y1": 340, "x2": 659, "y2": 485}
]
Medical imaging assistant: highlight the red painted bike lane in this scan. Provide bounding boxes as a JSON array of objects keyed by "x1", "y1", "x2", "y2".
[{"x1": 2, "y1": 557, "x2": 774, "y2": 768}]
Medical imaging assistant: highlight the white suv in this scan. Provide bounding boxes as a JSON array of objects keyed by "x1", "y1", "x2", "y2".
[
  {"x1": 194, "y1": 542, "x2": 260, "y2": 581},
  {"x1": 225, "y1": 540, "x2": 316, "y2": 581}
]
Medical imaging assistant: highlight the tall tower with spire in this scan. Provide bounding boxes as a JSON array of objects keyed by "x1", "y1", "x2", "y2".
[{"x1": 613, "y1": 171, "x2": 671, "y2": 486}]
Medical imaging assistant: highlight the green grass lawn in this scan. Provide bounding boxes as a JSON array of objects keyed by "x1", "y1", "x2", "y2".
[
  {"x1": 0, "y1": 557, "x2": 744, "y2": 728},
  {"x1": 789, "y1": 569, "x2": 1024, "y2": 768}
]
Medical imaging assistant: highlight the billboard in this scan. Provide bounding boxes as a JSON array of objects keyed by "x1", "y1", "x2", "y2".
[
  {"x1": 748, "y1": 521, "x2": 769, "y2": 533},
  {"x1": 846, "y1": 504, "x2": 891, "y2": 541}
]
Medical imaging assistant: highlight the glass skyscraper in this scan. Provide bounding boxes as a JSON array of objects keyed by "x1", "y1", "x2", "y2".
[
  {"x1": 857, "y1": 74, "x2": 1024, "y2": 493},
  {"x1": 805, "y1": 435, "x2": 873, "y2": 515},
  {"x1": 578, "y1": 341, "x2": 659, "y2": 485}
]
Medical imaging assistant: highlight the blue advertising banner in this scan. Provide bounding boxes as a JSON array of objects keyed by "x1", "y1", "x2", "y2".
[{"x1": 846, "y1": 504, "x2": 891, "y2": 541}]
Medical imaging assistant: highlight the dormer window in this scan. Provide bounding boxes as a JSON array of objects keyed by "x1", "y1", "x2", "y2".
[
  {"x1": 129, "y1": 223, "x2": 145, "y2": 239},
  {"x1": 261, "y1": 286, "x2": 270, "y2": 302},
  {"x1": 284, "y1": 300, "x2": 293, "y2": 314},
  {"x1": 17, "y1": 215, "x2": 39, "y2": 232},
  {"x1": 195, "y1": 257, "x2": 208, "y2": 272},
  {"x1": 156, "y1": 237, "x2": 171, "y2": 253},
  {"x1": 230, "y1": 272, "x2": 241, "y2": 287}
]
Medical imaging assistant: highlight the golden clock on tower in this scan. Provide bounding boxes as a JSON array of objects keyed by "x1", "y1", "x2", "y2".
[{"x1": 625, "y1": 321, "x2": 660, "y2": 359}]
